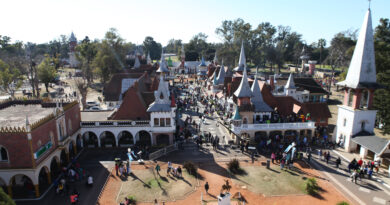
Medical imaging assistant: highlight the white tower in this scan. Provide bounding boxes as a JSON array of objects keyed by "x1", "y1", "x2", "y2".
[{"x1": 335, "y1": 9, "x2": 380, "y2": 152}]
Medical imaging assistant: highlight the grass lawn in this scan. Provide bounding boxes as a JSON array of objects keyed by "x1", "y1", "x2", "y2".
[
  {"x1": 232, "y1": 166, "x2": 307, "y2": 196},
  {"x1": 117, "y1": 168, "x2": 197, "y2": 203}
]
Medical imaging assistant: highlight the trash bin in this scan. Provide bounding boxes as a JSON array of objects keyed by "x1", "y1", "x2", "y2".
[{"x1": 266, "y1": 159, "x2": 270, "y2": 169}]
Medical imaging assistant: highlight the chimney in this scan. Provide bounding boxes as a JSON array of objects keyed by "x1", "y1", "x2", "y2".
[{"x1": 269, "y1": 75, "x2": 275, "y2": 91}]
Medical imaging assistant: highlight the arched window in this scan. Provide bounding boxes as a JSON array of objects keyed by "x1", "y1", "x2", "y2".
[
  {"x1": 343, "y1": 118, "x2": 347, "y2": 127},
  {"x1": 243, "y1": 118, "x2": 248, "y2": 124},
  {"x1": 348, "y1": 89, "x2": 354, "y2": 107},
  {"x1": 361, "y1": 122, "x2": 366, "y2": 131},
  {"x1": 360, "y1": 90, "x2": 369, "y2": 109},
  {"x1": 0, "y1": 147, "x2": 8, "y2": 161}
]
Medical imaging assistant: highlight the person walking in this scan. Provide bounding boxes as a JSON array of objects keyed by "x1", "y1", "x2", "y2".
[
  {"x1": 177, "y1": 166, "x2": 182, "y2": 178},
  {"x1": 326, "y1": 151, "x2": 330, "y2": 164},
  {"x1": 155, "y1": 164, "x2": 161, "y2": 176},
  {"x1": 307, "y1": 152, "x2": 312, "y2": 162},
  {"x1": 204, "y1": 182, "x2": 209, "y2": 194},
  {"x1": 336, "y1": 157, "x2": 341, "y2": 168},
  {"x1": 271, "y1": 152, "x2": 276, "y2": 164},
  {"x1": 115, "y1": 163, "x2": 119, "y2": 176}
]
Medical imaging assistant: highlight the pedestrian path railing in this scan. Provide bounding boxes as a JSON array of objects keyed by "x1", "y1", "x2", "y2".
[{"x1": 149, "y1": 143, "x2": 178, "y2": 160}]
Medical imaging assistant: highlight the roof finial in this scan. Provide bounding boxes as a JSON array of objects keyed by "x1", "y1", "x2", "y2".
[{"x1": 368, "y1": 0, "x2": 371, "y2": 9}]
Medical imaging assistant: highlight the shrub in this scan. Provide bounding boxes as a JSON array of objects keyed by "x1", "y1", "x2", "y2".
[
  {"x1": 306, "y1": 178, "x2": 320, "y2": 195},
  {"x1": 0, "y1": 187, "x2": 16, "y2": 205},
  {"x1": 228, "y1": 159, "x2": 241, "y2": 174},
  {"x1": 126, "y1": 196, "x2": 136, "y2": 205},
  {"x1": 336, "y1": 202, "x2": 349, "y2": 205},
  {"x1": 183, "y1": 161, "x2": 197, "y2": 176}
]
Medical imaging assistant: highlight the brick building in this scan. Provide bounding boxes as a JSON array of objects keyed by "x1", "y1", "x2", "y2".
[{"x1": 0, "y1": 100, "x2": 82, "y2": 199}]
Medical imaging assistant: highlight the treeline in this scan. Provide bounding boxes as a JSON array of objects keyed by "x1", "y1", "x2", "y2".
[{"x1": 0, "y1": 19, "x2": 390, "y2": 133}]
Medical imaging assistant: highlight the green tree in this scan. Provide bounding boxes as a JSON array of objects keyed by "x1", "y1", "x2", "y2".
[
  {"x1": 143, "y1": 36, "x2": 162, "y2": 61},
  {"x1": 317, "y1": 38, "x2": 326, "y2": 68},
  {"x1": 374, "y1": 18, "x2": 390, "y2": 134},
  {"x1": 0, "y1": 187, "x2": 15, "y2": 205},
  {"x1": 94, "y1": 28, "x2": 126, "y2": 84},
  {"x1": 76, "y1": 36, "x2": 97, "y2": 83},
  {"x1": 0, "y1": 60, "x2": 23, "y2": 98},
  {"x1": 37, "y1": 55, "x2": 58, "y2": 93}
]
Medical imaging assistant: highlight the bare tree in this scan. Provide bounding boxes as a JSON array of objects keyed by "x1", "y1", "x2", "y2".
[{"x1": 75, "y1": 78, "x2": 88, "y2": 110}]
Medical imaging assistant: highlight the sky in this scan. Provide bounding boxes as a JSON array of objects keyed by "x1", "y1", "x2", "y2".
[{"x1": 1, "y1": 0, "x2": 389, "y2": 46}]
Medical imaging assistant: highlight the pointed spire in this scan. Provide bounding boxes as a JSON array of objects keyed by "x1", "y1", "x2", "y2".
[
  {"x1": 181, "y1": 45, "x2": 185, "y2": 59},
  {"x1": 234, "y1": 67, "x2": 253, "y2": 98},
  {"x1": 134, "y1": 56, "x2": 141, "y2": 69},
  {"x1": 156, "y1": 49, "x2": 169, "y2": 73},
  {"x1": 213, "y1": 72, "x2": 218, "y2": 85},
  {"x1": 214, "y1": 51, "x2": 218, "y2": 65},
  {"x1": 232, "y1": 106, "x2": 241, "y2": 120},
  {"x1": 234, "y1": 41, "x2": 246, "y2": 72},
  {"x1": 251, "y1": 72, "x2": 273, "y2": 112},
  {"x1": 147, "y1": 52, "x2": 152, "y2": 65},
  {"x1": 216, "y1": 61, "x2": 226, "y2": 85},
  {"x1": 147, "y1": 74, "x2": 171, "y2": 112},
  {"x1": 69, "y1": 32, "x2": 77, "y2": 42},
  {"x1": 200, "y1": 56, "x2": 207, "y2": 66},
  {"x1": 337, "y1": 8, "x2": 377, "y2": 89},
  {"x1": 285, "y1": 73, "x2": 296, "y2": 89}
]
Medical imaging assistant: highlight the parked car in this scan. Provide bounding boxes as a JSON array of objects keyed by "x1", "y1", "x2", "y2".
[
  {"x1": 88, "y1": 106, "x2": 102, "y2": 111},
  {"x1": 86, "y1": 101, "x2": 100, "y2": 107}
]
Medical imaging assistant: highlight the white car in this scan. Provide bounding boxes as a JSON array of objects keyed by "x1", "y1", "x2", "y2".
[
  {"x1": 89, "y1": 106, "x2": 102, "y2": 111},
  {"x1": 86, "y1": 101, "x2": 100, "y2": 107}
]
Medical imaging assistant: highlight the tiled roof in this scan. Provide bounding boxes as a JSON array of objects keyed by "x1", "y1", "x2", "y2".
[
  {"x1": 297, "y1": 102, "x2": 331, "y2": 119},
  {"x1": 110, "y1": 83, "x2": 150, "y2": 120},
  {"x1": 276, "y1": 77, "x2": 328, "y2": 94},
  {"x1": 103, "y1": 72, "x2": 144, "y2": 101}
]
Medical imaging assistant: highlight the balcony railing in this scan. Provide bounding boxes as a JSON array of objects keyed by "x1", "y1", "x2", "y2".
[
  {"x1": 81, "y1": 120, "x2": 151, "y2": 127},
  {"x1": 233, "y1": 122, "x2": 315, "y2": 132}
]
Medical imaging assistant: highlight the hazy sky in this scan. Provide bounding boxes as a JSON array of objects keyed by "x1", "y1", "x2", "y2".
[{"x1": 1, "y1": 0, "x2": 389, "y2": 46}]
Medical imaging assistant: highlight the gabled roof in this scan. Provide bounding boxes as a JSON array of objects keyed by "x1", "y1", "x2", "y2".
[
  {"x1": 351, "y1": 131, "x2": 390, "y2": 155},
  {"x1": 234, "y1": 67, "x2": 253, "y2": 98},
  {"x1": 276, "y1": 77, "x2": 328, "y2": 94},
  {"x1": 337, "y1": 9, "x2": 379, "y2": 89},
  {"x1": 103, "y1": 73, "x2": 145, "y2": 101},
  {"x1": 233, "y1": 42, "x2": 246, "y2": 72},
  {"x1": 296, "y1": 102, "x2": 332, "y2": 119},
  {"x1": 285, "y1": 73, "x2": 296, "y2": 89},
  {"x1": 251, "y1": 78, "x2": 273, "y2": 112},
  {"x1": 110, "y1": 82, "x2": 150, "y2": 120}
]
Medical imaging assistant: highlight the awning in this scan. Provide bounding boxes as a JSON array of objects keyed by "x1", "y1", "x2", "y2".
[{"x1": 351, "y1": 134, "x2": 390, "y2": 155}]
